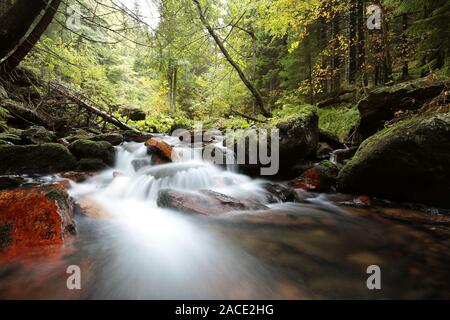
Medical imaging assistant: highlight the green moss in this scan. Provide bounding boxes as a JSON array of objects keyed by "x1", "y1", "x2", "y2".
[
  {"x1": 270, "y1": 104, "x2": 318, "y2": 127},
  {"x1": 338, "y1": 112, "x2": 450, "y2": 188},
  {"x1": 68, "y1": 139, "x2": 115, "y2": 165},
  {"x1": 318, "y1": 104, "x2": 360, "y2": 142}
]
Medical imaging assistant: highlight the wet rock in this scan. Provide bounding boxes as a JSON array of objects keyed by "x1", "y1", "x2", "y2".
[
  {"x1": 290, "y1": 160, "x2": 339, "y2": 192},
  {"x1": 157, "y1": 189, "x2": 268, "y2": 216},
  {"x1": 0, "y1": 185, "x2": 76, "y2": 251},
  {"x1": 131, "y1": 158, "x2": 151, "y2": 172},
  {"x1": 0, "y1": 144, "x2": 77, "y2": 174},
  {"x1": 375, "y1": 207, "x2": 450, "y2": 225},
  {"x1": 355, "y1": 77, "x2": 448, "y2": 142},
  {"x1": 146, "y1": 138, "x2": 178, "y2": 162},
  {"x1": 20, "y1": 126, "x2": 55, "y2": 144},
  {"x1": 338, "y1": 113, "x2": 450, "y2": 207},
  {"x1": 68, "y1": 139, "x2": 115, "y2": 166},
  {"x1": 76, "y1": 158, "x2": 107, "y2": 172},
  {"x1": 262, "y1": 183, "x2": 300, "y2": 203},
  {"x1": 60, "y1": 171, "x2": 96, "y2": 183},
  {"x1": 326, "y1": 194, "x2": 372, "y2": 207}
]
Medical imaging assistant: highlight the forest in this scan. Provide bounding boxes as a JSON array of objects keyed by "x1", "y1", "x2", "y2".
[{"x1": 0, "y1": 0, "x2": 450, "y2": 300}]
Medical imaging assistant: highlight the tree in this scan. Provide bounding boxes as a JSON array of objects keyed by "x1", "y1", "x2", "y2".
[
  {"x1": 192, "y1": 0, "x2": 271, "y2": 117},
  {"x1": 0, "y1": 0, "x2": 48, "y2": 60},
  {"x1": 1, "y1": 0, "x2": 62, "y2": 75}
]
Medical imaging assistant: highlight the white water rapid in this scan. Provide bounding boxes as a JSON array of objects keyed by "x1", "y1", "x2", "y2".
[{"x1": 68, "y1": 141, "x2": 275, "y2": 299}]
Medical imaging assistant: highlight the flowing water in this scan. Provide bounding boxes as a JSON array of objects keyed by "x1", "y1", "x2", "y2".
[{"x1": 1, "y1": 140, "x2": 450, "y2": 299}]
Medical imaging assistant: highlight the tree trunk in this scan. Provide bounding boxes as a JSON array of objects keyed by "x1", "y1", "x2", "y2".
[
  {"x1": 378, "y1": 1, "x2": 392, "y2": 83},
  {"x1": 192, "y1": 0, "x2": 271, "y2": 117},
  {"x1": 400, "y1": 13, "x2": 410, "y2": 80},
  {"x1": 0, "y1": 0, "x2": 47, "y2": 60},
  {"x1": 356, "y1": 0, "x2": 368, "y2": 86},
  {"x1": 331, "y1": 10, "x2": 341, "y2": 93},
  {"x1": 0, "y1": 0, "x2": 62, "y2": 75},
  {"x1": 168, "y1": 59, "x2": 177, "y2": 113},
  {"x1": 348, "y1": 0, "x2": 358, "y2": 84}
]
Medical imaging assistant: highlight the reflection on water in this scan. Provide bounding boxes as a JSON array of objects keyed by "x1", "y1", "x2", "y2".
[{"x1": 0, "y1": 142, "x2": 449, "y2": 299}]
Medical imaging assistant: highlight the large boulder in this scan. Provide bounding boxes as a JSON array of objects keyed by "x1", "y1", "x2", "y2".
[
  {"x1": 68, "y1": 139, "x2": 115, "y2": 166},
  {"x1": 0, "y1": 185, "x2": 76, "y2": 252},
  {"x1": 229, "y1": 107, "x2": 319, "y2": 176},
  {"x1": 338, "y1": 112, "x2": 450, "y2": 207},
  {"x1": 157, "y1": 189, "x2": 268, "y2": 216},
  {"x1": 20, "y1": 126, "x2": 55, "y2": 144},
  {"x1": 355, "y1": 78, "x2": 448, "y2": 142},
  {"x1": 0, "y1": 143, "x2": 77, "y2": 174},
  {"x1": 277, "y1": 107, "x2": 319, "y2": 168}
]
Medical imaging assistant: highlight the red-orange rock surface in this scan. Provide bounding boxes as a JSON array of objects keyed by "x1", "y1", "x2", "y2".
[
  {"x1": 146, "y1": 138, "x2": 179, "y2": 162},
  {"x1": 0, "y1": 185, "x2": 76, "y2": 254}
]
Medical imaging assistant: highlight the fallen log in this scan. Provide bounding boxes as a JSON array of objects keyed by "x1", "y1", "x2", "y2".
[
  {"x1": 230, "y1": 107, "x2": 267, "y2": 123},
  {"x1": 47, "y1": 82, "x2": 139, "y2": 132}
]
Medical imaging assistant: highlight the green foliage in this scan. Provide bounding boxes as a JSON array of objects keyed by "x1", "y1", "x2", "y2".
[
  {"x1": 0, "y1": 107, "x2": 10, "y2": 131},
  {"x1": 318, "y1": 104, "x2": 360, "y2": 142}
]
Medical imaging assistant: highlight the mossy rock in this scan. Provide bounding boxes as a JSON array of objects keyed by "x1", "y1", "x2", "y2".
[
  {"x1": 89, "y1": 133, "x2": 123, "y2": 146},
  {"x1": 338, "y1": 112, "x2": 450, "y2": 207},
  {"x1": 20, "y1": 126, "x2": 55, "y2": 144},
  {"x1": 0, "y1": 143, "x2": 77, "y2": 174},
  {"x1": 69, "y1": 139, "x2": 115, "y2": 166},
  {"x1": 354, "y1": 77, "x2": 448, "y2": 142},
  {"x1": 77, "y1": 158, "x2": 107, "y2": 172},
  {"x1": 277, "y1": 108, "x2": 319, "y2": 168}
]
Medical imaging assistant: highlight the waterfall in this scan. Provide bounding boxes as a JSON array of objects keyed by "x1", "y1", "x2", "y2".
[{"x1": 66, "y1": 141, "x2": 273, "y2": 299}]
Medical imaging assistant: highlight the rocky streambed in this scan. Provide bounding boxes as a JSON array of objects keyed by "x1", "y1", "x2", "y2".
[{"x1": 0, "y1": 138, "x2": 450, "y2": 299}]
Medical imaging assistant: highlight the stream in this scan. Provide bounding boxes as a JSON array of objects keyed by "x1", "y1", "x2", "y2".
[{"x1": 1, "y1": 140, "x2": 450, "y2": 299}]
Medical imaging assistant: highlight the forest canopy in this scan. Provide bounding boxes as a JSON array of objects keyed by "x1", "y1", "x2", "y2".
[{"x1": 1, "y1": 0, "x2": 449, "y2": 133}]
